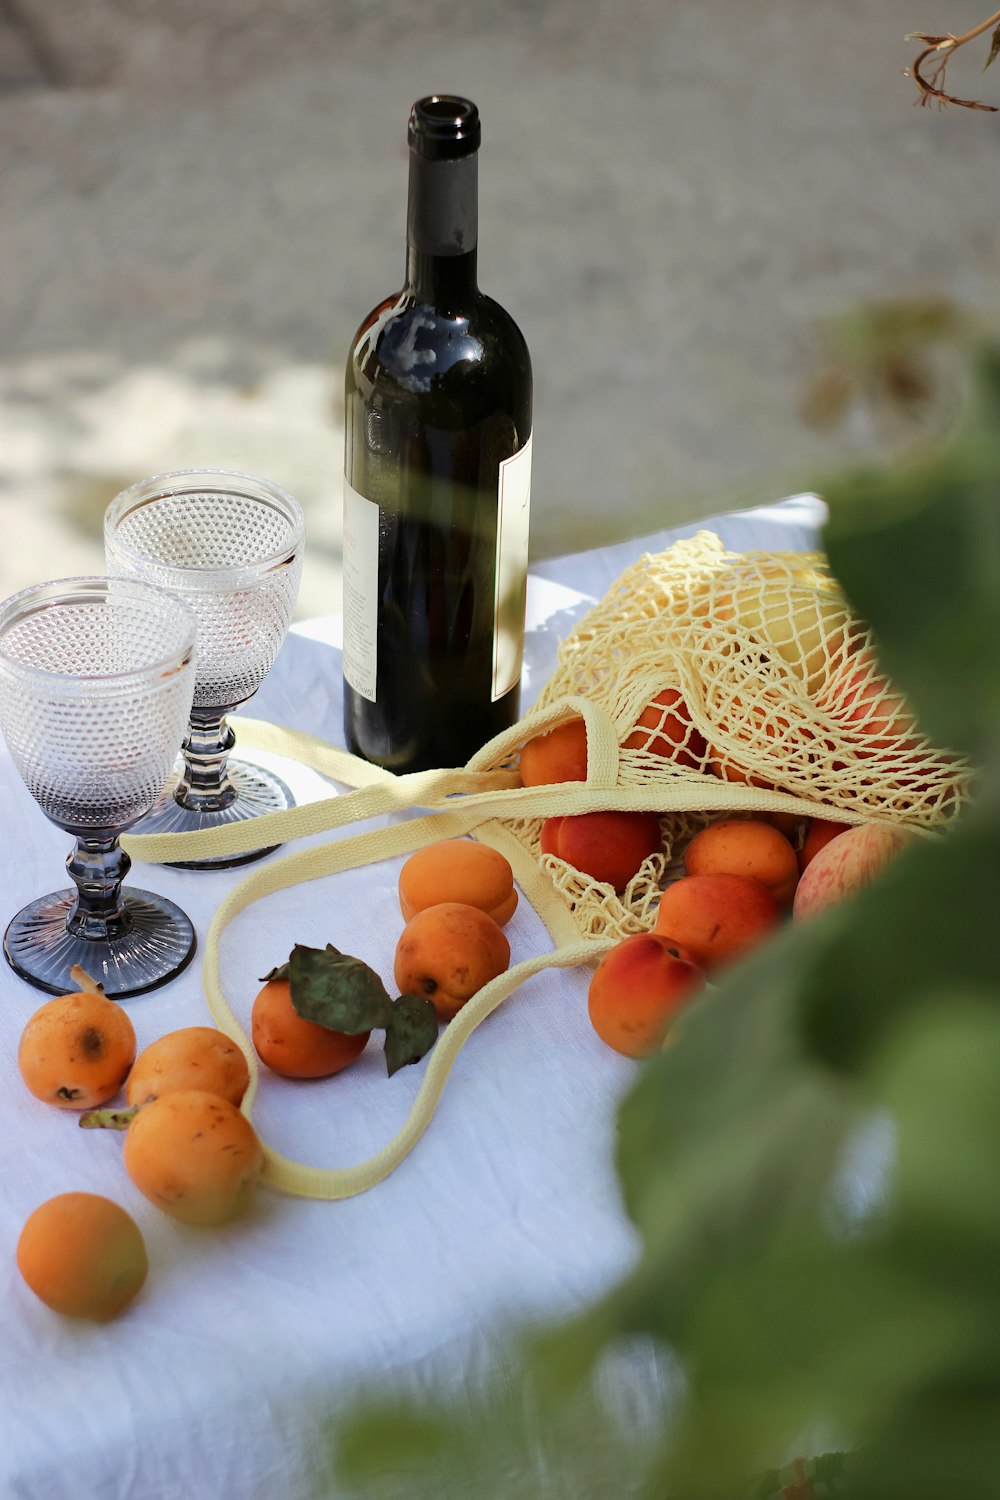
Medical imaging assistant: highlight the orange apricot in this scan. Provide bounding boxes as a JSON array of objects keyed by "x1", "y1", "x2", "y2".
[
  {"x1": 394, "y1": 902, "x2": 510, "y2": 1023},
  {"x1": 519, "y1": 717, "x2": 588, "y2": 786},
  {"x1": 684, "y1": 818, "x2": 800, "y2": 906},
  {"x1": 588, "y1": 933, "x2": 703, "y2": 1058},
  {"x1": 655, "y1": 872, "x2": 781, "y2": 969},
  {"x1": 125, "y1": 1027, "x2": 250, "y2": 1108},
  {"x1": 252, "y1": 976, "x2": 370, "y2": 1079},
  {"x1": 17, "y1": 1192, "x2": 147, "y2": 1321},
  {"x1": 398, "y1": 839, "x2": 517, "y2": 926},
  {"x1": 547, "y1": 810, "x2": 662, "y2": 893},
  {"x1": 798, "y1": 816, "x2": 852, "y2": 873},
  {"x1": 18, "y1": 981, "x2": 136, "y2": 1111},
  {"x1": 123, "y1": 1089, "x2": 263, "y2": 1226},
  {"x1": 622, "y1": 687, "x2": 707, "y2": 769}
]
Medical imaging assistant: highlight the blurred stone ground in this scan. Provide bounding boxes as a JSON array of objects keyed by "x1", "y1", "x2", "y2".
[{"x1": 1, "y1": 0, "x2": 998, "y2": 618}]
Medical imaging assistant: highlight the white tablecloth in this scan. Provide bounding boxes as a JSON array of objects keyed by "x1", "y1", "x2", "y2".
[{"x1": 0, "y1": 496, "x2": 825, "y2": 1500}]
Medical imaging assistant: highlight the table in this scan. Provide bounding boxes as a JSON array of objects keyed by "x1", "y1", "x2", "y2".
[{"x1": 0, "y1": 496, "x2": 826, "y2": 1500}]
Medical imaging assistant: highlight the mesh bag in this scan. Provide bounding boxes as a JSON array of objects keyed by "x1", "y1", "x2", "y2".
[{"x1": 126, "y1": 530, "x2": 971, "y2": 1200}]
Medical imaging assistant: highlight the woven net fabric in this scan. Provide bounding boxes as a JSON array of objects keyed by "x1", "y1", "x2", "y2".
[{"x1": 480, "y1": 532, "x2": 970, "y2": 946}]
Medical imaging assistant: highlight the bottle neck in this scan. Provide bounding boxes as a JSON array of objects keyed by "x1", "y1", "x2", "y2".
[{"x1": 404, "y1": 151, "x2": 479, "y2": 303}]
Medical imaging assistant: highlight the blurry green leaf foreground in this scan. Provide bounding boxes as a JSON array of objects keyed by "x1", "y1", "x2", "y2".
[{"x1": 322, "y1": 344, "x2": 1000, "y2": 1499}]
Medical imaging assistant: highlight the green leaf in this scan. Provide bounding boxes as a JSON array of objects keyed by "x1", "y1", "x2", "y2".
[
  {"x1": 383, "y1": 993, "x2": 438, "y2": 1076},
  {"x1": 822, "y1": 340, "x2": 1000, "y2": 761},
  {"x1": 259, "y1": 961, "x2": 290, "y2": 982},
  {"x1": 288, "y1": 943, "x2": 394, "y2": 1034},
  {"x1": 984, "y1": 22, "x2": 1000, "y2": 70}
]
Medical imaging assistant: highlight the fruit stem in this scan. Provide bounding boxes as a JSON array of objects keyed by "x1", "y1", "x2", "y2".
[
  {"x1": 69, "y1": 965, "x2": 106, "y2": 995},
  {"x1": 79, "y1": 1105, "x2": 140, "y2": 1131}
]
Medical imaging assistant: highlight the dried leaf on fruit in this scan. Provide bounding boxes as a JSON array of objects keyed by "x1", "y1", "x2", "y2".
[
  {"x1": 288, "y1": 943, "x2": 394, "y2": 1035},
  {"x1": 383, "y1": 994, "x2": 438, "y2": 1077}
]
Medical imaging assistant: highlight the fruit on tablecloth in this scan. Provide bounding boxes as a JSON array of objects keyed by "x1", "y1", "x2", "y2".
[
  {"x1": 17, "y1": 1192, "x2": 147, "y2": 1320},
  {"x1": 398, "y1": 839, "x2": 518, "y2": 927},
  {"x1": 125, "y1": 1027, "x2": 251, "y2": 1108},
  {"x1": 655, "y1": 872, "x2": 782, "y2": 969},
  {"x1": 622, "y1": 687, "x2": 707, "y2": 769},
  {"x1": 18, "y1": 968, "x2": 136, "y2": 1111},
  {"x1": 252, "y1": 973, "x2": 370, "y2": 1079},
  {"x1": 684, "y1": 818, "x2": 799, "y2": 907},
  {"x1": 798, "y1": 816, "x2": 852, "y2": 873},
  {"x1": 793, "y1": 824, "x2": 913, "y2": 922},
  {"x1": 540, "y1": 810, "x2": 662, "y2": 893},
  {"x1": 519, "y1": 717, "x2": 588, "y2": 786},
  {"x1": 588, "y1": 933, "x2": 703, "y2": 1058},
  {"x1": 394, "y1": 902, "x2": 510, "y2": 1023},
  {"x1": 123, "y1": 1089, "x2": 263, "y2": 1226}
]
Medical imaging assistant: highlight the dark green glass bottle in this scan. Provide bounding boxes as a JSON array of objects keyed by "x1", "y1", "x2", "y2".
[{"x1": 343, "y1": 95, "x2": 532, "y2": 773}]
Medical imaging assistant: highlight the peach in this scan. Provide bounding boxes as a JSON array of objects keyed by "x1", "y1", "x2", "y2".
[
  {"x1": 17, "y1": 1192, "x2": 148, "y2": 1321},
  {"x1": 792, "y1": 824, "x2": 912, "y2": 922},
  {"x1": 123, "y1": 1089, "x2": 263, "y2": 1226},
  {"x1": 587, "y1": 933, "x2": 704, "y2": 1058},
  {"x1": 655, "y1": 872, "x2": 782, "y2": 968},
  {"x1": 798, "y1": 817, "x2": 852, "y2": 873},
  {"x1": 393, "y1": 902, "x2": 511, "y2": 1023},
  {"x1": 539, "y1": 816, "x2": 563, "y2": 856},
  {"x1": 819, "y1": 651, "x2": 921, "y2": 756},
  {"x1": 622, "y1": 687, "x2": 707, "y2": 769},
  {"x1": 126, "y1": 1027, "x2": 250, "y2": 1108},
  {"x1": 684, "y1": 818, "x2": 799, "y2": 906},
  {"x1": 398, "y1": 839, "x2": 517, "y2": 926},
  {"x1": 519, "y1": 717, "x2": 588, "y2": 786},
  {"x1": 544, "y1": 810, "x2": 662, "y2": 893}
]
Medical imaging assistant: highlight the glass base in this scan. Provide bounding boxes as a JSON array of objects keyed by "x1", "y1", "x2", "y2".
[
  {"x1": 4, "y1": 888, "x2": 196, "y2": 999},
  {"x1": 137, "y1": 758, "x2": 296, "y2": 870}
]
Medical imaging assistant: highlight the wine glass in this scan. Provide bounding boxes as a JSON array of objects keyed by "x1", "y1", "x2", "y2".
[
  {"x1": 0, "y1": 576, "x2": 199, "y2": 999},
  {"x1": 104, "y1": 468, "x2": 306, "y2": 869}
]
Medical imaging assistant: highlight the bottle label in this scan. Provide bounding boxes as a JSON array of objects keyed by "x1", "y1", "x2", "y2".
[
  {"x1": 342, "y1": 480, "x2": 380, "y2": 703},
  {"x1": 492, "y1": 434, "x2": 532, "y2": 701}
]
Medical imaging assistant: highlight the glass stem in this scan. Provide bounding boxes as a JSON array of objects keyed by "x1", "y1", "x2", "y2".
[
  {"x1": 175, "y1": 709, "x2": 238, "y2": 812},
  {"x1": 65, "y1": 836, "x2": 132, "y2": 942}
]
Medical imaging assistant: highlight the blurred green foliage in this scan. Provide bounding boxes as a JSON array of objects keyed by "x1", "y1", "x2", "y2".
[{"x1": 320, "y1": 342, "x2": 1000, "y2": 1500}]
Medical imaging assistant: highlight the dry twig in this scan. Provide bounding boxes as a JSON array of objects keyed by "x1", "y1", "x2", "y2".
[{"x1": 905, "y1": 8, "x2": 1000, "y2": 110}]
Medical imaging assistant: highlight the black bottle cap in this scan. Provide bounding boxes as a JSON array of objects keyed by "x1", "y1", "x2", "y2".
[{"x1": 408, "y1": 96, "x2": 481, "y2": 160}]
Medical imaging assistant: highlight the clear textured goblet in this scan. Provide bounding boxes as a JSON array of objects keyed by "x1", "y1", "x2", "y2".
[
  {"x1": 104, "y1": 469, "x2": 305, "y2": 869},
  {"x1": 0, "y1": 576, "x2": 199, "y2": 998}
]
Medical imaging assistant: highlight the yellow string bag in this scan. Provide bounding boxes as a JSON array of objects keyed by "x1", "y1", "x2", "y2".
[{"x1": 124, "y1": 531, "x2": 971, "y2": 1201}]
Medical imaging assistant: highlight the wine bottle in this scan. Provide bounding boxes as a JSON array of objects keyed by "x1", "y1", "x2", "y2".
[{"x1": 342, "y1": 95, "x2": 532, "y2": 773}]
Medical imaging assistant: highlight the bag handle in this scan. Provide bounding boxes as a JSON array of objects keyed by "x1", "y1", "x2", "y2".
[{"x1": 199, "y1": 797, "x2": 613, "y2": 1199}]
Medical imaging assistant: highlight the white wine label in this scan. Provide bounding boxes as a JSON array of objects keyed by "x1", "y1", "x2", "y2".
[
  {"x1": 493, "y1": 434, "x2": 532, "y2": 701},
  {"x1": 342, "y1": 480, "x2": 380, "y2": 702}
]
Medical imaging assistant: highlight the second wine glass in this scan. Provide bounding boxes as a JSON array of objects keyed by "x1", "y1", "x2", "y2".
[{"x1": 104, "y1": 469, "x2": 306, "y2": 869}]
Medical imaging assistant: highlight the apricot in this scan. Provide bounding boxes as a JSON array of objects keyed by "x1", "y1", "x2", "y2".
[
  {"x1": 798, "y1": 816, "x2": 852, "y2": 873},
  {"x1": 540, "y1": 816, "x2": 563, "y2": 856},
  {"x1": 17, "y1": 1192, "x2": 147, "y2": 1321},
  {"x1": 123, "y1": 1089, "x2": 263, "y2": 1226},
  {"x1": 398, "y1": 839, "x2": 518, "y2": 926},
  {"x1": 19, "y1": 983, "x2": 136, "y2": 1111},
  {"x1": 622, "y1": 687, "x2": 707, "y2": 769},
  {"x1": 543, "y1": 810, "x2": 662, "y2": 893},
  {"x1": 394, "y1": 902, "x2": 510, "y2": 1023},
  {"x1": 126, "y1": 1027, "x2": 250, "y2": 1108},
  {"x1": 519, "y1": 717, "x2": 588, "y2": 786},
  {"x1": 655, "y1": 872, "x2": 782, "y2": 968},
  {"x1": 684, "y1": 818, "x2": 800, "y2": 906},
  {"x1": 252, "y1": 976, "x2": 370, "y2": 1079},
  {"x1": 792, "y1": 824, "x2": 912, "y2": 922},
  {"x1": 819, "y1": 651, "x2": 921, "y2": 756},
  {"x1": 588, "y1": 933, "x2": 704, "y2": 1058}
]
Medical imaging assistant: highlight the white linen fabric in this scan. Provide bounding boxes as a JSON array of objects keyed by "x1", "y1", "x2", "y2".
[{"x1": 0, "y1": 497, "x2": 825, "y2": 1500}]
